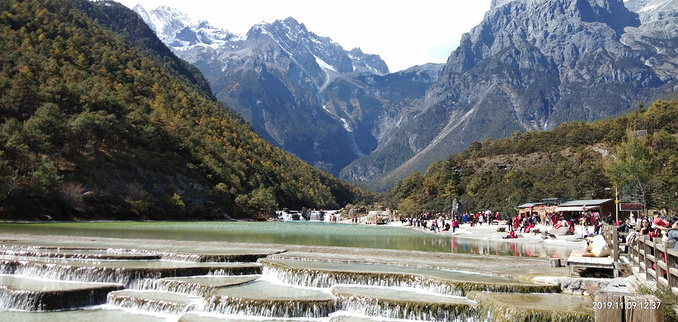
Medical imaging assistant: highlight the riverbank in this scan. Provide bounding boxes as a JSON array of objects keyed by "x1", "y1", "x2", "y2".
[
  {"x1": 0, "y1": 219, "x2": 621, "y2": 286},
  {"x1": 365, "y1": 219, "x2": 590, "y2": 246}
]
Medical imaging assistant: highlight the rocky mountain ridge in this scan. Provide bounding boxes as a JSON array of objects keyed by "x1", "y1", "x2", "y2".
[
  {"x1": 133, "y1": 5, "x2": 440, "y2": 176},
  {"x1": 343, "y1": 0, "x2": 678, "y2": 190},
  {"x1": 131, "y1": 1, "x2": 677, "y2": 191}
]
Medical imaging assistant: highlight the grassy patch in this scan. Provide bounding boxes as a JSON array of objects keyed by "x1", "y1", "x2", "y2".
[{"x1": 638, "y1": 284, "x2": 678, "y2": 322}]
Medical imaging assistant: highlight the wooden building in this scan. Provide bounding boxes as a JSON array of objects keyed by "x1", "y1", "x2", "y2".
[
  {"x1": 517, "y1": 202, "x2": 558, "y2": 223},
  {"x1": 554, "y1": 199, "x2": 616, "y2": 221}
]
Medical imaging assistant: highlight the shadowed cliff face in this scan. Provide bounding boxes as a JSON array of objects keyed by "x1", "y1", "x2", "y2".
[{"x1": 342, "y1": 0, "x2": 678, "y2": 189}]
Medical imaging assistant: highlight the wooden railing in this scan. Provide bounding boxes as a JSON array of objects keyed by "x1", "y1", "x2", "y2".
[
  {"x1": 602, "y1": 223, "x2": 678, "y2": 288},
  {"x1": 602, "y1": 223, "x2": 627, "y2": 263},
  {"x1": 628, "y1": 234, "x2": 678, "y2": 289},
  {"x1": 598, "y1": 224, "x2": 669, "y2": 322}
]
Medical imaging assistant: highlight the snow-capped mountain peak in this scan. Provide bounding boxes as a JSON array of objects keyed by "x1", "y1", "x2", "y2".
[
  {"x1": 133, "y1": 4, "x2": 238, "y2": 49},
  {"x1": 133, "y1": 5, "x2": 388, "y2": 75}
]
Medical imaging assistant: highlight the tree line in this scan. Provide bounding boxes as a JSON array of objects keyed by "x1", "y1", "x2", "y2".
[
  {"x1": 0, "y1": 0, "x2": 377, "y2": 220},
  {"x1": 384, "y1": 100, "x2": 678, "y2": 217}
]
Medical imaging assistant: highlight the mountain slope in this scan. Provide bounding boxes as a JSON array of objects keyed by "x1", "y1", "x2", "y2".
[
  {"x1": 385, "y1": 99, "x2": 678, "y2": 216},
  {"x1": 130, "y1": 1, "x2": 678, "y2": 192},
  {"x1": 350, "y1": 0, "x2": 678, "y2": 190},
  {"x1": 133, "y1": 6, "x2": 436, "y2": 176},
  {"x1": 0, "y1": 0, "x2": 370, "y2": 220},
  {"x1": 73, "y1": 1, "x2": 215, "y2": 100}
]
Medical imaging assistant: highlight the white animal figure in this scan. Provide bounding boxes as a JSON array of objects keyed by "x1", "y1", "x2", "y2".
[{"x1": 582, "y1": 235, "x2": 611, "y2": 257}]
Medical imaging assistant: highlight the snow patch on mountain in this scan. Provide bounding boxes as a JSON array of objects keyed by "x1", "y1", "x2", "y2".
[
  {"x1": 648, "y1": 0, "x2": 678, "y2": 11},
  {"x1": 625, "y1": 0, "x2": 678, "y2": 12},
  {"x1": 315, "y1": 56, "x2": 337, "y2": 72}
]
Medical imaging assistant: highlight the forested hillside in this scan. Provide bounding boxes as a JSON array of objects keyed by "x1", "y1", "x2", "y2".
[
  {"x1": 0, "y1": 0, "x2": 374, "y2": 220},
  {"x1": 347, "y1": 0, "x2": 678, "y2": 191},
  {"x1": 385, "y1": 100, "x2": 678, "y2": 216}
]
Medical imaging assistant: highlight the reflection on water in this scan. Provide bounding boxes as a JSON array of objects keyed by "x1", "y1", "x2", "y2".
[{"x1": 0, "y1": 221, "x2": 577, "y2": 258}]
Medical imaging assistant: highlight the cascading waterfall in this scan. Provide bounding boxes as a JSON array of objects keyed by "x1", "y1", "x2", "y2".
[
  {"x1": 261, "y1": 260, "x2": 561, "y2": 296},
  {"x1": 421, "y1": 279, "x2": 561, "y2": 296},
  {"x1": 200, "y1": 278, "x2": 337, "y2": 318},
  {"x1": 262, "y1": 262, "x2": 420, "y2": 289},
  {"x1": 332, "y1": 286, "x2": 479, "y2": 321},
  {"x1": 0, "y1": 235, "x2": 585, "y2": 321},
  {"x1": 0, "y1": 246, "x2": 273, "y2": 264},
  {"x1": 0, "y1": 246, "x2": 161, "y2": 260},
  {"x1": 336, "y1": 298, "x2": 478, "y2": 322},
  {"x1": 131, "y1": 275, "x2": 260, "y2": 297},
  {"x1": 107, "y1": 290, "x2": 203, "y2": 315},
  {"x1": 0, "y1": 277, "x2": 122, "y2": 311},
  {"x1": 467, "y1": 291, "x2": 595, "y2": 321},
  {"x1": 0, "y1": 287, "x2": 39, "y2": 311},
  {"x1": 1, "y1": 260, "x2": 161, "y2": 287},
  {"x1": 204, "y1": 296, "x2": 336, "y2": 318},
  {"x1": 157, "y1": 252, "x2": 269, "y2": 263},
  {"x1": 206, "y1": 267, "x2": 262, "y2": 276},
  {"x1": 1, "y1": 258, "x2": 262, "y2": 288},
  {"x1": 132, "y1": 278, "x2": 214, "y2": 297}
]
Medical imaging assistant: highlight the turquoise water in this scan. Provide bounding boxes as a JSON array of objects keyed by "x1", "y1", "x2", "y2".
[{"x1": 0, "y1": 221, "x2": 575, "y2": 257}]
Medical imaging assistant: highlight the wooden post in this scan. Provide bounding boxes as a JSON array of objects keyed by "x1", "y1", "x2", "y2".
[
  {"x1": 595, "y1": 291, "x2": 664, "y2": 322},
  {"x1": 656, "y1": 242, "x2": 666, "y2": 285},
  {"x1": 644, "y1": 236, "x2": 652, "y2": 281},
  {"x1": 636, "y1": 237, "x2": 645, "y2": 272},
  {"x1": 612, "y1": 227, "x2": 620, "y2": 262},
  {"x1": 668, "y1": 249, "x2": 677, "y2": 288},
  {"x1": 594, "y1": 291, "x2": 624, "y2": 322},
  {"x1": 624, "y1": 294, "x2": 664, "y2": 322}
]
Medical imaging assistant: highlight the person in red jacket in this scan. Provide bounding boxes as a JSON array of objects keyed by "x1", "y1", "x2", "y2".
[
  {"x1": 525, "y1": 222, "x2": 535, "y2": 233},
  {"x1": 503, "y1": 229, "x2": 517, "y2": 239}
]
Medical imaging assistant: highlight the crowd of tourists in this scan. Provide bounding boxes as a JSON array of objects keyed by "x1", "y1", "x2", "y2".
[
  {"x1": 619, "y1": 212, "x2": 678, "y2": 251},
  {"x1": 400, "y1": 208, "x2": 678, "y2": 252},
  {"x1": 400, "y1": 209, "x2": 678, "y2": 246},
  {"x1": 609, "y1": 212, "x2": 678, "y2": 275},
  {"x1": 402, "y1": 211, "x2": 508, "y2": 234}
]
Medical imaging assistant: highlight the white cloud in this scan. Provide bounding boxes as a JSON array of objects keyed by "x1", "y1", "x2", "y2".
[{"x1": 115, "y1": 0, "x2": 492, "y2": 72}]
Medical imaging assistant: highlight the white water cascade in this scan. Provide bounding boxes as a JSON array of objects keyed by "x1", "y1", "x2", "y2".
[{"x1": 0, "y1": 239, "x2": 591, "y2": 321}]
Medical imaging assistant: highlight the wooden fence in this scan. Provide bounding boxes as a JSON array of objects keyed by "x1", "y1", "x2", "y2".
[
  {"x1": 602, "y1": 223, "x2": 627, "y2": 263},
  {"x1": 598, "y1": 224, "x2": 669, "y2": 322},
  {"x1": 629, "y1": 234, "x2": 678, "y2": 289},
  {"x1": 603, "y1": 223, "x2": 678, "y2": 289}
]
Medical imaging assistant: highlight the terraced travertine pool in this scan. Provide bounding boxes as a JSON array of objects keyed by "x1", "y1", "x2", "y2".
[{"x1": 0, "y1": 222, "x2": 590, "y2": 321}]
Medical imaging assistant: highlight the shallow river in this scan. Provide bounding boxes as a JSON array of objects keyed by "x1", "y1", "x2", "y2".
[
  {"x1": 0, "y1": 221, "x2": 578, "y2": 258},
  {"x1": 0, "y1": 221, "x2": 591, "y2": 321}
]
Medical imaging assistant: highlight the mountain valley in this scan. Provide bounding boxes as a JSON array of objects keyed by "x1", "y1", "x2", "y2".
[{"x1": 134, "y1": 0, "x2": 678, "y2": 191}]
